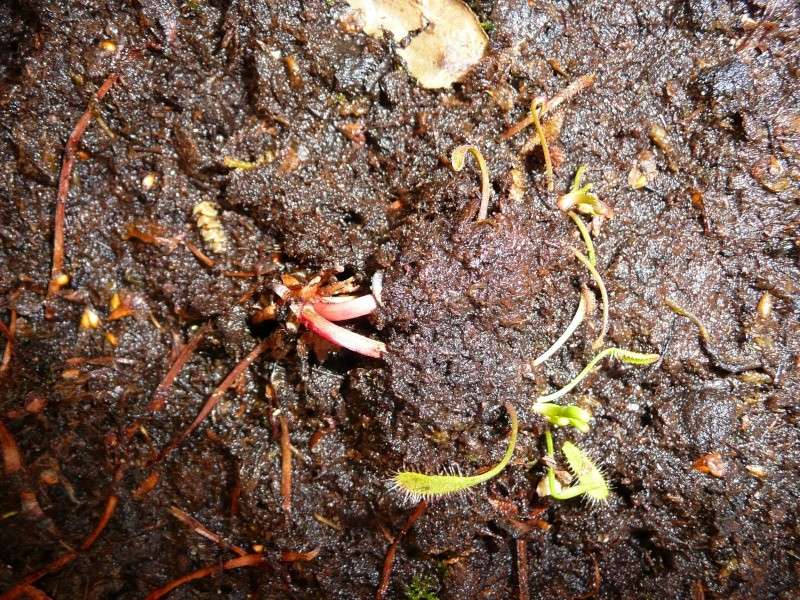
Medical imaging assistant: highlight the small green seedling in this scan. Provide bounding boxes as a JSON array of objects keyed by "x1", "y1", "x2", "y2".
[
  {"x1": 451, "y1": 144, "x2": 491, "y2": 221},
  {"x1": 543, "y1": 429, "x2": 609, "y2": 504},
  {"x1": 537, "y1": 347, "x2": 660, "y2": 403},
  {"x1": 390, "y1": 404, "x2": 518, "y2": 503},
  {"x1": 557, "y1": 165, "x2": 611, "y2": 220},
  {"x1": 534, "y1": 403, "x2": 592, "y2": 433}
]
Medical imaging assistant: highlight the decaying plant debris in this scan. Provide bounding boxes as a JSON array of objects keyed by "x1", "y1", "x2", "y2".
[{"x1": 1, "y1": 0, "x2": 799, "y2": 599}]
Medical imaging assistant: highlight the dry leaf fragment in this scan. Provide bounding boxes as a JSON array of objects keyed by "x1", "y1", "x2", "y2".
[
  {"x1": 345, "y1": 0, "x2": 423, "y2": 40},
  {"x1": 345, "y1": 0, "x2": 488, "y2": 89},
  {"x1": 693, "y1": 452, "x2": 727, "y2": 477}
]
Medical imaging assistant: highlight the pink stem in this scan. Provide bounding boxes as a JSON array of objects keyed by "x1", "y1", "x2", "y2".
[
  {"x1": 313, "y1": 295, "x2": 378, "y2": 321},
  {"x1": 299, "y1": 305, "x2": 385, "y2": 358}
]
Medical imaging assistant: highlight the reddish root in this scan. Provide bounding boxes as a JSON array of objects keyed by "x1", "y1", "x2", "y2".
[
  {"x1": 168, "y1": 506, "x2": 247, "y2": 556},
  {"x1": 312, "y1": 294, "x2": 378, "y2": 321},
  {"x1": 280, "y1": 415, "x2": 292, "y2": 512},
  {"x1": 1, "y1": 308, "x2": 16, "y2": 375},
  {"x1": 143, "y1": 553, "x2": 268, "y2": 600},
  {"x1": 375, "y1": 500, "x2": 428, "y2": 600},
  {"x1": 0, "y1": 421, "x2": 22, "y2": 475},
  {"x1": 47, "y1": 73, "x2": 119, "y2": 303},
  {"x1": 299, "y1": 305, "x2": 385, "y2": 358},
  {"x1": 155, "y1": 336, "x2": 273, "y2": 462}
]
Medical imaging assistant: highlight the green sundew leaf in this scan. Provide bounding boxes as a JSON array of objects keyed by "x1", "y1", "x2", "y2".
[
  {"x1": 390, "y1": 404, "x2": 518, "y2": 502},
  {"x1": 533, "y1": 403, "x2": 592, "y2": 433},
  {"x1": 542, "y1": 430, "x2": 609, "y2": 504},
  {"x1": 537, "y1": 347, "x2": 660, "y2": 403},
  {"x1": 559, "y1": 441, "x2": 609, "y2": 504},
  {"x1": 611, "y1": 348, "x2": 660, "y2": 365}
]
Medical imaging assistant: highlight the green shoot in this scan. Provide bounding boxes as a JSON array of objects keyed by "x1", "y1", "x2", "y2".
[
  {"x1": 534, "y1": 403, "x2": 592, "y2": 433},
  {"x1": 543, "y1": 429, "x2": 609, "y2": 504},
  {"x1": 537, "y1": 347, "x2": 660, "y2": 403},
  {"x1": 530, "y1": 99, "x2": 554, "y2": 191},
  {"x1": 567, "y1": 210, "x2": 596, "y2": 267},
  {"x1": 664, "y1": 298, "x2": 710, "y2": 342},
  {"x1": 571, "y1": 249, "x2": 608, "y2": 349},
  {"x1": 557, "y1": 166, "x2": 611, "y2": 219},
  {"x1": 531, "y1": 286, "x2": 592, "y2": 366},
  {"x1": 390, "y1": 404, "x2": 518, "y2": 503},
  {"x1": 451, "y1": 145, "x2": 491, "y2": 221}
]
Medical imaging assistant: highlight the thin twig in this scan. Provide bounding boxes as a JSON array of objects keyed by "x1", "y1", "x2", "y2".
[
  {"x1": 281, "y1": 546, "x2": 321, "y2": 562},
  {"x1": 501, "y1": 74, "x2": 596, "y2": 140},
  {"x1": 0, "y1": 308, "x2": 16, "y2": 375},
  {"x1": 0, "y1": 421, "x2": 22, "y2": 475},
  {"x1": 168, "y1": 506, "x2": 247, "y2": 556},
  {"x1": 155, "y1": 337, "x2": 272, "y2": 462},
  {"x1": 47, "y1": 73, "x2": 119, "y2": 301},
  {"x1": 80, "y1": 494, "x2": 118, "y2": 550},
  {"x1": 184, "y1": 241, "x2": 216, "y2": 268},
  {"x1": 0, "y1": 553, "x2": 78, "y2": 600},
  {"x1": 143, "y1": 553, "x2": 268, "y2": 600},
  {"x1": 147, "y1": 323, "x2": 211, "y2": 412},
  {"x1": 280, "y1": 415, "x2": 292, "y2": 512},
  {"x1": 516, "y1": 538, "x2": 529, "y2": 600},
  {"x1": 0, "y1": 485, "x2": 119, "y2": 600},
  {"x1": 375, "y1": 500, "x2": 428, "y2": 600}
]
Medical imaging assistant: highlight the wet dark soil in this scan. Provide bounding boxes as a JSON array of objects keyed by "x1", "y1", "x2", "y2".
[{"x1": 1, "y1": 1, "x2": 799, "y2": 598}]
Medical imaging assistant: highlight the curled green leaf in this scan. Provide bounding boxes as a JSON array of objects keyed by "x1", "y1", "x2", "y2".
[
  {"x1": 534, "y1": 403, "x2": 592, "y2": 433},
  {"x1": 390, "y1": 403, "x2": 518, "y2": 502},
  {"x1": 537, "y1": 347, "x2": 659, "y2": 403}
]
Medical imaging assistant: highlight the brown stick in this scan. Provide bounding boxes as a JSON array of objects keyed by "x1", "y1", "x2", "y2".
[
  {"x1": 168, "y1": 506, "x2": 247, "y2": 557},
  {"x1": 143, "y1": 553, "x2": 267, "y2": 600},
  {"x1": 0, "y1": 421, "x2": 22, "y2": 475},
  {"x1": 279, "y1": 415, "x2": 292, "y2": 512},
  {"x1": 1, "y1": 478, "x2": 120, "y2": 599},
  {"x1": 280, "y1": 546, "x2": 321, "y2": 562},
  {"x1": 516, "y1": 538, "x2": 529, "y2": 600},
  {"x1": 80, "y1": 494, "x2": 118, "y2": 550},
  {"x1": 0, "y1": 309, "x2": 15, "y2": 375},
  {"x1": 47, "y1": 73, "x2": 119, "y2": 300},
  {"x1": 500, "y1": 73, "x2": 595, "y2": 140},
  {"x1": 375, "y1": 500, "x2": 428, "y2": 600},
  {"x1": 572, "y1": 555, "x2": 601, "y2": 599},
  {"x1": 13, "y1": 586, "x2": 53, "y2": 600},
  {"x1": 155, "y1": 337, "x2": 272, "y2": 462},
  {"x1": 184, "y1": 241, "x2": 216, "y2": 268},
  {"x1": 147, "y1": 323, "x2": 211, "y2": 412},
  {"x1": 0, "y1": 553, "x2": 78, "y2": 600}
]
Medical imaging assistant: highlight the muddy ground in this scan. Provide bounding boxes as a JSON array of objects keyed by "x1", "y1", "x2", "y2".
[{"x1": 1, "y1": 0, "x2": 799, "y2": 598}]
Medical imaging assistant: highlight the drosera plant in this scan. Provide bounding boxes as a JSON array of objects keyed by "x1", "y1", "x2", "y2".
[
  {"x1": 270, "y1": 270, "x2": 385, "y2": 358},
  {"x1": 557, "y1": 165, "x2": 613, "y2": 235},
  {"x1": 389, "y1": 403, "x2": 518, "y2": 503}
]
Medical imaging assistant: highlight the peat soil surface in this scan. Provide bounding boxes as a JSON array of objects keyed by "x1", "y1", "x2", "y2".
[{"x1": 1, "y1": 0, "x2": 799, "y2": 598}]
